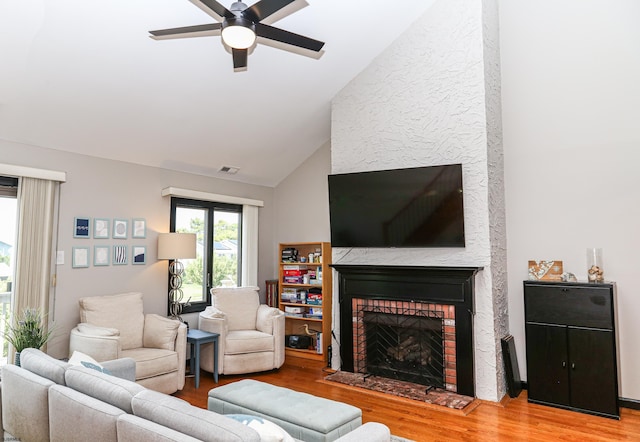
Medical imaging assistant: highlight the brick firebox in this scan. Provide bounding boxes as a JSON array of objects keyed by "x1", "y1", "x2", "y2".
[
  {"x1": 332, "y1": 265, "x2": 480, "y2": 397},
  {"x1": 353, "y1": 298, "x2": 458, "y2": 391}
]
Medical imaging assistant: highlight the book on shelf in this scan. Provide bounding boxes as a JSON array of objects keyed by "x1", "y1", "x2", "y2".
[{"x1": 265, "y1": 279, "x2": 278, "y2": 308}]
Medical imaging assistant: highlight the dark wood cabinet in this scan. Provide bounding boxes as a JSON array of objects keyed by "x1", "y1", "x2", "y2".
[{"x1": 524, "y1": 281, "x2": 619, "y2": 419}]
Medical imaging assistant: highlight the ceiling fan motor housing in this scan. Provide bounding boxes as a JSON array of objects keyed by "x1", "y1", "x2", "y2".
[{"x1": 230, "y1": 1, "x2": 249, "y2": 15}]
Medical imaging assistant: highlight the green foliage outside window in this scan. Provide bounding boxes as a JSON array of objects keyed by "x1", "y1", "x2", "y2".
[{"x1": 178, "y1": 216, "x2": 239, "y2": 295}]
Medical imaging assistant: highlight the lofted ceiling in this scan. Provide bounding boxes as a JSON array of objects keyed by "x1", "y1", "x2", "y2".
[{"x1": 0, "y1": 0, "x2": 436, "y2": 187}]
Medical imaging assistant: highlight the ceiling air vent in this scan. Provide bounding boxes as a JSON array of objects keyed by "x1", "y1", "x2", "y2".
[{"x1": 219, "y1": 165, "x2": 240, "y2": 174}]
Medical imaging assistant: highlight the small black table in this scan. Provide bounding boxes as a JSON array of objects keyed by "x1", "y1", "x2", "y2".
[{"x1": 186, "y1": 329, "x2": 219, "y2": 388}]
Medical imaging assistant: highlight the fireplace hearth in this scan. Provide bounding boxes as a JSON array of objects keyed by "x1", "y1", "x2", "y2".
[{"x1": 331, "y1": 265, "x2": 480, "y2": 397}]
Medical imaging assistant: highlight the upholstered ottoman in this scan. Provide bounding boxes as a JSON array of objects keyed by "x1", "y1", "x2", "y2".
[{"x1": 208, "y1": 379, "x2": 362, "y2": 442}]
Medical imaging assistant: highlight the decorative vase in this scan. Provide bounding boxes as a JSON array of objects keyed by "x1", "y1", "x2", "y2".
[
  {"x1": 15, "y1": 351, "x2": 21, "y2": 367},
  {"x1": 587, "y1": 248, "x2": 604, "y2": 282}
]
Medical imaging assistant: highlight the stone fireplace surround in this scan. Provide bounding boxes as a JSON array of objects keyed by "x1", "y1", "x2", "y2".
[{"x1": 331, "y1": 265, "x2": 480, "y2": 398}]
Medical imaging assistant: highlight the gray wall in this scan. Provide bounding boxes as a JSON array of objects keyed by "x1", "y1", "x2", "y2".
[
  {"x1": 274, "y1": 141, "x2": 331, "y2": 244},
  {"x1": 500, "y1": 0, "x2": 640, "y2": 400},
  {"x1": 1, "y1": 139, "x2": 276, "y2": 359}
]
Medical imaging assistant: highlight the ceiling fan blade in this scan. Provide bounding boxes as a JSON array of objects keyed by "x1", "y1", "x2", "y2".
[
  {"x1": 242, "y1": 0, "x2": 296, "y2": 23},
  {"x1": 189, "y1": 0, "x2": 235, "y2": 20},
  {"x1": 255, "y1": 23, "x2": 324, "y2": 52},
  {"x1": 232, "y1": 48, "x2": 248, "y2": 70},
  {"x1": 149, "y1": 23, "x2": 222, "y2": 40}
]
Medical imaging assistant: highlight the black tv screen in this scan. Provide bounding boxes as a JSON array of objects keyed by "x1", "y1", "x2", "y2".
[{"x1": 328, "y1": 164, "x2": 465, "y2": 248}]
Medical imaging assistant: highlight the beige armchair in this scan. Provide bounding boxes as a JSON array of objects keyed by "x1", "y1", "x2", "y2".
[
  {"x1": 198, "y1": 286, "x2": 285, "y2": 375},
  {"x1": 69, "y1": 292, "x2": 187, "y2": 394}
]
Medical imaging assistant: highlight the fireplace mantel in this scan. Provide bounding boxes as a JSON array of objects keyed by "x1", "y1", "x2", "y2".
[{"x1": 331, "y1": 265, "x2": 482, "y2": 397}]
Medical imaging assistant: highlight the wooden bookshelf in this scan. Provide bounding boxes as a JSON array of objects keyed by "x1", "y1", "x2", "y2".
[{"x1": 278, "y1": 242, "x2": 331, "y2": 363}]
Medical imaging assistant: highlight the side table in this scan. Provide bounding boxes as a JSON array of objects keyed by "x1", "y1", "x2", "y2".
[{"x1": 186, "y1": 329, "x2": 219, "y2": 388}]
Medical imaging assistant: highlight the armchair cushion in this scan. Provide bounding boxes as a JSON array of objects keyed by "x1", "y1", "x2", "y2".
[
  {"x1": 212, "y1": 286, "x2": 261, "y2": 331},
  {"x1": 226, "y1": 330, "x2": 275, "y2": 354},
  {"x1": 144, "y1": 314, "x2": 180, "y2": 350},
  {"x1": 79, "y1": 292, "x2": 145, "y2": 350}
]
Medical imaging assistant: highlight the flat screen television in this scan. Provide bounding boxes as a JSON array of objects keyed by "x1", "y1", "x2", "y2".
[{"x1": 328, "y1": 164, "x2": 465, "y2": 248}]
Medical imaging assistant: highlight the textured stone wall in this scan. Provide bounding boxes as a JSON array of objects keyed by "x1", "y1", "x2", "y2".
[{"x1": 330, "y1": 0, "x2": 507, "y2": 401}]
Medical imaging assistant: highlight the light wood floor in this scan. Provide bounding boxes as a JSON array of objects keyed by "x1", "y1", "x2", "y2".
[{"x1": 175, "y1": 357, "x2": 640, "y2": 441}]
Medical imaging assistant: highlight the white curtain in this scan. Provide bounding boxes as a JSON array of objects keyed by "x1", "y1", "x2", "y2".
[
  {"x1": 10, "y1": 177, "x2": 59, "y2": 360},
  {"x1": 241, "y1": 204, "x2": 259, "y2": 286}
]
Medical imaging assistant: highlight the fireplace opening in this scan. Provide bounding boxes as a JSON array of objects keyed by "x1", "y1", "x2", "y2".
[{"x1": 363, "y1": 311, "x2": 444, "y2": 389}]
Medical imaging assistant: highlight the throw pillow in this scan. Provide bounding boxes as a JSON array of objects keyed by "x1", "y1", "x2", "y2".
[
  {"x1": 68, "y1": 351, "x2": 112, "y2": 375},
  {"x1": 201, "y1": 306, "x2": 226, "y2": 319},
  {"x1": 226, "y1": 414, "x2": 294, "y2": 442},
  {"x1": 76, "y1": 322, "x2": 120, "y2": 337},
  {"x1": 143, "y1": 314, "x2": 180, "y2": 350}
]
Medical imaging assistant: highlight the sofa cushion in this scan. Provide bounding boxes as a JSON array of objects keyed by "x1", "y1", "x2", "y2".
[
  {"x1": 117, "y1": 414, "x2": 201, "y2": 442},
  {"x1": 212, "y1": 286, "x2": 261, "y2": 331},
  {"x1": 20, "y1": 347, "x2": 69, "y2": 385},
  {"x1": 144, "y1": 314, "x2": 180, "y2": 350},
  {"x1": 1, "y1": 364, "x2": 54, "y2": 441},
  {"x1": 121, "y1": 347, "x2": 178, "y2": 380},
  {"x1": 49, "y1": 384, "x2": 124, "y2": 442},
  {"x1": 65, "y1": 365, "x2": 145, "y2": 413},
  {"x1": 79, "y1": 292, "x2": 145, "y2": 350},
  {"x1": 226, "y1": 330, "x2": 274, "y2": 354},
  {"x1": 132, "y1": 389, "x2": 260, "y2": 442}
]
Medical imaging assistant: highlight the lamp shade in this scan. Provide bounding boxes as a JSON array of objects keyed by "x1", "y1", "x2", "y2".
[{"x1": 157, "y1": 233, "x2": 197, "y2": 260}]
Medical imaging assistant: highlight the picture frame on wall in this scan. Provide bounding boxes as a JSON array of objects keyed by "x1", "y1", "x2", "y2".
[
  {"x1": 94, "y1": 218, "x2": 110, "y2": 239},
  {"x1": 113, "y1": 245, "x2": 127, "y2": 265},
  {"x1": 74, "y1": 217, "x2": 91, "y2": 238},
  {"x1": 113, "y1": 219, "x2": 128, "y2": 239},
  {"x1": 94, "y1": 245, "x2": 110, "y2": 266},
  {"x1": 132, "y1": 246, "x2": 146, "y2": 265},
  {"x1": 132, "y1": 218, "x2": 146, "y2": 238},
  {"x1": 72, "y1": 247, "x2": 90, "y2": 268}
]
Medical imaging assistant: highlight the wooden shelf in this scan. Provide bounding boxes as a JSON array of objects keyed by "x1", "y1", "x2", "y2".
[
  {"x1": 284, "y1": 316, "x2": 323, "y2": 322},
  {"x1": 280, "y1": 302, "x2": 324, "y2": 308},
  {"x1": 284, "y1": 347, "x2": 324, "y2": 361}
]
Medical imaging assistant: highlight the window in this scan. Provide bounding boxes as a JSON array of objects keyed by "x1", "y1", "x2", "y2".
[
  {"x1": 0, "y1": 176, "x2": 18, "y2": 365},
  {"x1": 170, "y1": 197, "x2": 242, "y2": 313}
]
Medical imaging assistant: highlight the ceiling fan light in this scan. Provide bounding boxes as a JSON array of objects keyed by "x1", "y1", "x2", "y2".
[{"x1": 222, "y1": 24, "x2": 256, "y2": 49}]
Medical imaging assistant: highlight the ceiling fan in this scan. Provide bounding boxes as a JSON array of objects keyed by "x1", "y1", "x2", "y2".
[{"x1": 149, "y1": 0, "x2": 325, "y2": 71}]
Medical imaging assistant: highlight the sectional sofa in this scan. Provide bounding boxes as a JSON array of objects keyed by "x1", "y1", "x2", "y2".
[{"x1": 0, "y1": 348, "x2": 390, "y2": 441}]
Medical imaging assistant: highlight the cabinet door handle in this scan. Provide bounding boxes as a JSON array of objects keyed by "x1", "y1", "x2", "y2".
[
  {"x1": 562, "y1": 361, "x2": 566, "y2": 368},
  {"x1": 571, "y1": 363, "x2": 576, "y2": 370}
]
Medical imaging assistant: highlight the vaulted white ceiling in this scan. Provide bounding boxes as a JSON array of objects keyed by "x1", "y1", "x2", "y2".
[{"x1": 0, "y1": 0, "x2": 435, "y2": 186}]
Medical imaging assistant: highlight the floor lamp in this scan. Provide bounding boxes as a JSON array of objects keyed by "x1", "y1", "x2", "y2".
[{"x1": 157, "y1": 232, "x2": 197, "y2": 321}]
